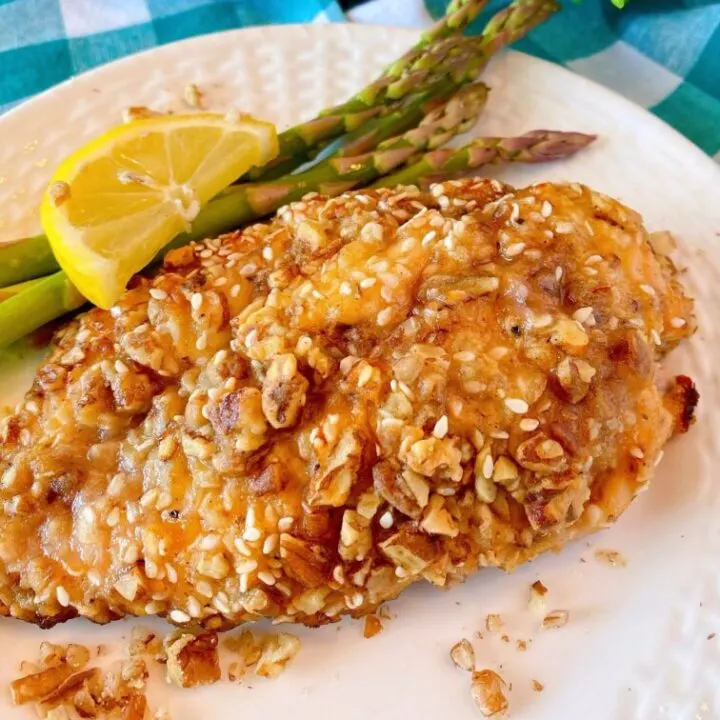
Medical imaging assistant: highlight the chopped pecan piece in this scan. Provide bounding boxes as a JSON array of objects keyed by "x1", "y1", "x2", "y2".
[
  {"x1": 262, "y1": 354, "x2": 308, "y2": 429},
  {"x1": 164, "y1": 632, "x2": 221, "y2": 688}
]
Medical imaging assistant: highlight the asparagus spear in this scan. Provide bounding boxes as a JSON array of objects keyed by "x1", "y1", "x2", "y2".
[
  {"x1": 249, "y1": 32, "x2": 483, "y2": 181},
  {"x1": 376, "y1": 130, "x2": 597, "y2": 187},
  {"x1": 0, "y1": 234, "x2": 60, "y2": 286},
  {"x1": 252, "y1": 0, "x2": 557, "y2": 180},
  {"x1": 327, "y1": 0, "x2": 492, "y2": 112},
  {"x1": 247, "y1": 0, "x2": 495, "y2": 181}
]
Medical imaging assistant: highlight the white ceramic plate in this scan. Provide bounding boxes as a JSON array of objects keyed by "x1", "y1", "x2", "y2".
[{"x1": 1, "y1": 23, "x2": 719, "y2": 720}]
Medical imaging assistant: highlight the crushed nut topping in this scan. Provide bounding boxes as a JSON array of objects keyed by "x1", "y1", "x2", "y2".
[
  {"x1": 450, "y1": 639, "x2": 475, "y2": 672},
  {"x1": 541, "y1": 609, "x2": 569, "y2": 630},
  {"x1": 255, "y1": 633, "x2": 301, "y2": 679},
  {"x1": 363, "y1": 614, "x2": 384, "y2": 638},
  {"x1": 529, "y1": 580, "x2": 549, "y2": 615},
  {"x1": 471, "y1": 669, "x2": 509, "y2": 717},
  {"x1": 485, "y1": 614, "x2": 504, "y2": 633},
  {"x1": 164, "y1": 631, "x2": 221, "y2": 688},
  {"x1": 594, "y1": 549, "x2": 627, "y2": 567}
]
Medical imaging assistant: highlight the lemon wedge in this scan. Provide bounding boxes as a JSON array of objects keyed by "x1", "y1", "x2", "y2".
[{"x1": 41, "y1": 113, "x2": 278, "y2": 309}]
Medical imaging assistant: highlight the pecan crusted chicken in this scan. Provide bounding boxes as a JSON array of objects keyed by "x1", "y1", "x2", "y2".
[{"x1": 0, "y1": 178, "x2": 697, "y2": 629}]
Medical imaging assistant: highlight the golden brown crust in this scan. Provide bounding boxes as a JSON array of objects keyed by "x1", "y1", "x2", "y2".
[{"x1": 0, "y1": 178, "x2": 696, "y2": 630}]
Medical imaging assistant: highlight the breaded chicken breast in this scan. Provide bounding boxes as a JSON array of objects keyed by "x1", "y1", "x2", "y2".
[{"x1": 0, "y1": 178, "x2": 697, "y2": 629}]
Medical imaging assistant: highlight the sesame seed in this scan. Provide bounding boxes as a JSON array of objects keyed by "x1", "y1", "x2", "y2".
[
  {"x1": 482, "y1": 454, "x2": 494, "y2": 479},
  {"x1": 56, "y1": 585, "x2": 70, "y2": 607},
  {"x1": 381, "y1": 417, "x2": 403, "y2": 427},
  {"x1": 585, "y1": 254, "x2": 602, "y2": 265},
  {"x1": 240, "y1": 263, "x2": 257, "y2": 276},
  {"x1": 244, "y1": 329, "x2": 257, "y2": 347},
  {"x1": 651, "y1": 329, "x2": 662, "y2": 345},
  {"x1": 263, "y1": 534, "x2": 279, "y2": 555},
  {"x1": 258, "y1": 571, "x2": 276, "y2": 586},
  {"x1": 639, "y1": 284, "x2": 656, "y2": 297},
  {"x1": 422, "y1": 230, "x2": 437, "y2": 246},
  {"x1": 490, "y1": 430, "x2": 510, "y2": 440},
  {"x1": 379, "y1": 511, "x2": 394, "y2": 529},
  {"x1": 454, "y1": 350, "x2": 476, "y2": 362},
  {"x1": 170, "y1": 609, "x2": 190, "y2": 624},
  {"x1": 190, "y1": 293, "x2": 203, "y2": 310},
  {"x1": 340, "y1": 281, "x2": 353, "y2": 296},
  {"x1": 262, "y1": 246, "x2": 274, "y2": 261},
  {"x1": 505, "y1": 397, "x2": 529, "y2": 414},
  {"x1": 555, "y1": 221, "x2": 574, "y2": 234},
  {"x1": 234, "y1": 538, "x2": 252, "y2": 556},
  {"x1": 114, "y1": 360, "x2": 128, "y2": 374},
  {"x1": 230, "y1": 284, "x2": 241, "y2": 298},
  {"x1": 357, "y1": 364, "x2": 373, "y2": 388},
  {"x1": 654, "y1": 450, "x2": 665, "y2": 467},
  {"x1": 195, "y1": 334, "x2": 208, "y2": 351},
  {"x1": 236, "y1": 559, "x2": 258, "y2": 574},
  {"x1": 106, "y1": 507, "x2": 120, "y2": 527},
  {"x1": 670, "y1": 317, "x2": 687, "y2": 328},
  {"x1": 584, "y1": 267, "x2": 598, "y2": 276},
  {"x1": 555, "y1": 266, "x2": 563, "y2": 282},
  {"x1": 573, "y1": 307, "x2": 594, "y2": 324},
  {"x1": 277, "y1": 516, "x2": 294, "y2": 532},
  {"x1": 433, "y1": 415, "x2": 449, "y2": 439},
  {"x1": 360, "y1": 277, "x2": 377, "y2": 290},
  {"x1": 381, "y1": 286, "x2": 394, "y2": 302},
  {"x1": 509, "y1": 203, "x2": 520, "y2": 223},
  {"x1": 398, "y1": 381, "x2": 413, "y2": 399},
  {"x1": 377, "y1": 308, "x2": 392, "y2": 327},
  {"x1": 430, "y1": 183, "x2": 445, "y2": 197},
  {"x1": 541, "y1": 200, "x2": 553, "y2": 217},
  {"x1": 519, "y1": 418, "x2": 540, "y2": 432},
  {"x1": 505, "y1": 242, "x2": 525, "y2": 257},
  {"x1": 149, "y1": 288, "x2": 167, "y2": 300},
  {"x1": 534, "y1": 313, "x2": 553, "y2": 329},
  {"x1": 243, "y1": 527, "x2": 262, "y2": 542},
  {"x1": 630, "y1": 447, "x2": 644, "y2": 459}
]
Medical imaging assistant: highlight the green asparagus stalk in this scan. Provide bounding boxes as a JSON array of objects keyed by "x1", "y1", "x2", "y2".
[
  {"x1": 0, "y1": 234, "x2": 60, "y2": 286},
  {"x1": 247, "y1": 0, "x2": 494, "y2": 182},
  {"x1": 327, "y1": 0, "x2": 492, "y2": 112},
  {"x1": 249, "y1": 32, "x2": 483, "y2": 181},
  {"x1": 376, "y1": 130, "x2": 597, "y2": 187},
  {"x1": 252, "y1": 0, "x2": 558, "y2": 180},
  {"x1": 0, "y1": 273, "x2": 84, "y2": 349},
  {"x1": 0, "y1": 276, "x2": 48, "y2": 302}
]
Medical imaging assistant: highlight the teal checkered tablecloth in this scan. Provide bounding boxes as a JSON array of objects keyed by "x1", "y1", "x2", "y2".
[{"x1": 1, "y1": 0, "x2": 718, "y2": 161}]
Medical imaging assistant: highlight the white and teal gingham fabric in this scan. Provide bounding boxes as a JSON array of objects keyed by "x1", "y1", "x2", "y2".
[
  {"x1": 0, "y1": 0, "x2": 344, "y2": 115},
  {"x1": 1, "y1": 0, "x2": 718, "y2": 162}
]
